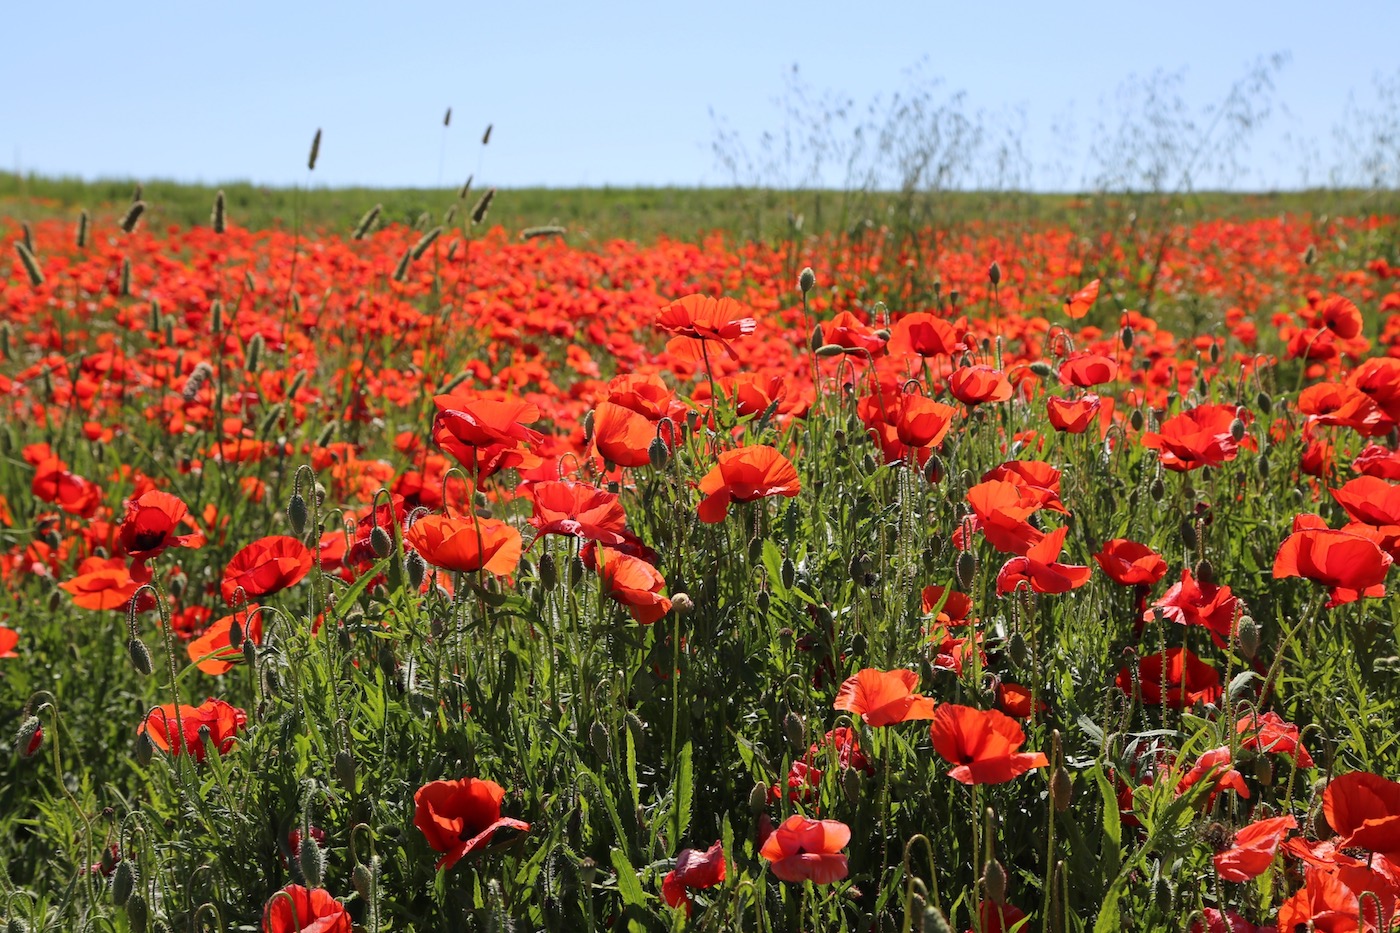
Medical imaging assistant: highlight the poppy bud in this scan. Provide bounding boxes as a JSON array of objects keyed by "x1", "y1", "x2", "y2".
[
  {"x1": 809, "y1": 325, "x2": 824, "y2": 351},
  {"x1": 982, "y1": 858, "x2": 1007, "y2": 904},
  {"x1": 537, "y1": 552, "x2": 558, "y2": 589},
  {"x1": 799, "y1": 267, "x2": 816, "y2": 294},
  {"x1": 288, "y1": 493, "x2": 308, "y2": 536},
  {"x1": 1238, "y1": 616, "x2": 1260, "y2": 659},
  {"x1": 1028, "y1": 361, "x2": 1054, "y2": 378},
  {"x1": 127, "y1": 637, "x2": 154, "y2": 676},
  {"x1": 1120, "y1": 326, "x2": 1134, "y2": 350},
  {"x1": 112, "y1": 858, "x2": 137, "y2": 906},
  {"x1": 1229, "y1": 418, "x2": 1246, "y2": 442},
  {"x1": 783, "y1": 711, "x2": 806, "y2": 754},
  {"x1": 353, "y1": 861, "x2": 375, "y2": 901},
  {"x1": 1256, "y1": 453, "x2": 1270, "y2": 480},
  {"x1": 842, "y1": 766, "x2": 862, "y2": 803},
  {"x1": 624, "y1": 712, "x2": 645, "y2": 748},
  {"x1": 1008, "y1": 630, "x2": 1029, "y2": 668},
  {"x1": 244, "y1": 333, "x2": 264, "y2": 373},
  {"x1": 647, "y1": 436, "x2": 669, "y2": 469},
  {"x1": 919, "y1": 454, "x2": 943, "y2": 485},
  {"x1": 1179, "y1": 519, "x2": 1198, "y2": 551},
  {"x1": 299, "y1": 833, "x2": 325, "y2": 886},
  {"x1": 1153, "y1": 875, "x2": 1173, "y2": 913},
  {"x1": 16, "y1": 714, "x2": 41, "y2": 759},
  {"x1": 748, "y1": 781, "x2": 769, "y2": 814},
  {"x1": 923, "y1": 906, "x2": 953, "y2": 933},
  {"x1": 6, "y1": 919, "x2": 28, "y2": 933},
  {"x1": 862, "y1": 452, "x2": 877, "y2": 474},
  {"x1": 778, "y1": 557, "x2": 796, "y2": 590},
  {"x1": 671, "y1": 592, "x2": 694, "y2": 615},
  {"x1": 406, "y1": 549, "x2": 427, "y2": 590},
  {"x1": 226, "y1": 615, "x2": 244, "y2": 651},
  {"x1": 135, "y1": 730, "x2": 156, "y2": 767},
  {"x1": 569, "y1": 555, "x2": 586, "y2": 587},
  {"x1": 1209, "y1": 342, "x2": 1221, "y2": 364},
  {"x1": 1253, "y1": 754, "x2": 1273, "y2": 787},
  {"x1": 1303, "y1": 243, "x2": 1316, "y2": 265},
  {"x1": 126, "y1": 893, "x2": 149, "y2": 933},
  {"x1": 850, "y1": 632, "x2": 867, "y2": 657},
  {"x1": 581, "y1": 409, "x2": 595, "y2": 444},
  {"x1": 748, "y1": 536, "x2": 764, "y2": 564},
  {"x1": 815, "y1": 344, "x2": 846, "y2": 358},
  {"x1": 370, "y1": 525, "x2": 392, "y2": 559},
  {"x1": 1193, "y1": 558, "x2": 1214, "y2": 586},
  {"x1": 955, "y1": 550, "x2": 977, "y2": 591},
  {"x1": 988, "y1": 261, "x2": 1002, "y2": 286},
  {"x1": 756, "y1": 590, "x2": 770, "y2": 613},
  {"x1": 1052, "y1": 765, "x2": 1073, "y2": 811}
]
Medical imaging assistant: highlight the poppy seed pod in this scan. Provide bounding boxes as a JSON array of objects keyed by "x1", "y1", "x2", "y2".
[
  {"x1": 127, "y1": 637, "x2": 154, "y2": 676},
  {"x1": 799, "y1": 267, "x2": 816, "y2": 294}
]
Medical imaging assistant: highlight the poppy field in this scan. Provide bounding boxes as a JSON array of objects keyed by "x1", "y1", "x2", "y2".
[{"x1": 3, "y1": 195, "x2": 1400, "y2": 932}]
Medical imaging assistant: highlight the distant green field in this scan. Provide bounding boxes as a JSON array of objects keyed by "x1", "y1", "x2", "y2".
[{"x1": 1, "y1": 171, "x2": 1393, "y2": 243}]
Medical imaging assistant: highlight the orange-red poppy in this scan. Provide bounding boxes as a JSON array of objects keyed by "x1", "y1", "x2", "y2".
[
  {"x1": 404, "y1": 515, "x2": 522, "y2": 576},
  {"x1": 887, "y1": 312, "x2": 965, "y2": 358},
  {"x1": 818, "y1": 311, "x2": 885, "y2": 355},
  {"x1": 60, "y1": 556, "x2": 145, "y2": 610},
  {"x1": 657, "y1": 294, "x2": 756, "y2": 360},
  {"x1": 1324, "y1": 771, "x2": 1400, "y2": 856},
  {"x1": 1058, "y1": 351, "x2": 1118, "y2": 387},
  {"x1": 1177, "y1": 746, "x2": 1250, "y2": 806},
  {"x1": 1064, "y1": 279, "x2": 1100, "y2": 319},
  {"x1": 526, "y1": 480, "x2": 628, "y2": 545},
  {"x1": 1140, "y1": 404, "x2": 1244, "y2": 472},
  {"x1": 696, "y1": 445, "x2": 800, "y2": 523},
  {"x1": 1235, "y1": 710, "x2": 1314, "y2": 768},
  {"x1": 661, "y1": 841, "x2": 726, "y2": 914},
  {"x1": 32, "y1": 458, "x2": 102, "y2": 517},
  {"x1": 413, "y1": 777, "x2": 530, "y2": 871},
  {"x1": 929, "y1": 704, "x2": 1048, "y2": 784},
  {"x1": 965, "y1": 479, "x2": 1045, "y2": 554},
  {"x1": 593, "y1": 401, "x2": 663, "y2": 469},
  {"x1": 1147, "y1": 569, "x2": 1242, "y2": 649},
  {"x1": 1046, "y1": 395, "x2": 1101, "y2": 434},
  {"x1": 1094, "y1": 539, "x2": 1167, "y2": 587},
  {"x1": 0, "y1": 625, "x2": 18, "y2": 658},
  {"x1": 981, "y1": 459, "x2": 1068, "y2": 513},
  {"x1": 139, "y1": 698, "x2": 247, "y2": 762},
  {"x1": 1331, "y1": 476, "x2": 1400, "y2": 529},
  {"x1": 188, "y1": 605, "x2": 263, "y2": 675},
  {"x1": 995, "y1": 526, "x2": 1091, "y2": 594},
  {"x1": 1115, "y1": 646, "x2": 1221, "y2": 708},
  {"x1": 1274, "y1": 525, "x2": 1392, "y2": 606},
  {"x1": 833, "y1": 668, "x2": 937, "y2": 726},
  {"x1": 1213, "y1": 814, "x2": 1295, "y2": 882},
  {"x1": 948, "y1": 365, "x2": 1013, "y2": 405},
  {"x1": 262, "y1": 884, "x2": 351, "y2": 933},
  {"x1": 221, "y1": 535, "x2": 314, "y2": 604},
  {"x1": 758, "y1": 815, "x2": 850, "y2": 884},
  {"x1": 594, "y1": 545, "x2": 671, "y2": 624},
  {"x1": 920, "y1": 585, "x2": 973, "y2": 624},
  {"x1": 118, "y1": 489, "x2": 204, "y2": 579}
]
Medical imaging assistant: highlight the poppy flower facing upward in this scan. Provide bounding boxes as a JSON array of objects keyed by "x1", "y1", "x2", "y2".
[
  {"x1": 758, "y1": 815, "x2": 850, "y2": 884},
  {"x1": 118, "y1": 489, "x2": 205, "y2": 579},
  {"x1": 834, "y1": 668, "x2": 937, "y2": 726},
  {"x1": 661, "y1": 840, "x2": 726, "y2": 914},
  {"x1": 1273, "y1": 525, "x2": 1392, "y2": 606},
  {"x1": 1046, "y1": 395, "x2": 1101, "y2": 434},
  {"x1": 526, "y1": 480, "x2": 629, "y2": 546},
  {"x1": 221, "y1": 536, "x2": 314, "y2": 605},
  {"x1": 696, "y1": 445, "x2": 800, "y2": 523},
  {"x1": 413, "y1": 777, "x2": 531, "y2": 871},
  {"x1": 404, "y1": 515, "x2": 522, "y2": 577},
  {"x1": 1140, "y1": 404, "x2": 1244, "y2": 472},
  {"x1": 262, "y1": 883, "x2": 351, "y2": 933},
  {"x1": 657, "y1": 294, "x2": 757, "y2": 360},
  {"x1": 929, "y1": 704, "x2": 1048, "y2": 785}
]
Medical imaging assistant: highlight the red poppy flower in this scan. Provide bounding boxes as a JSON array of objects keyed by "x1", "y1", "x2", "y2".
[
  {"x1": 188, "y1": 605, "x2": 263, "y2": 675},
  {"x1": 604, "y1": 372, "x2": 683, "y2": 422},
  {"x1": 949, "y1": 365, "x2": 1014, "y2": 405},
  {"x1": 995, "y1": 526, "x2": 1092, "y2": 594},
  {"x1": 1273, "y1": 526, "x2": 1391, "y2": 606},
  {"x1": 118, "y1": 490, "x2": 205, "y2": 579},
  {"x1": 1147, "y1": 569, "x2": 1242, "y2": 649},
  {"x1": 981, "y1": 460, "x2": 1068, "y2": 513},
  {"x1": 1046, "y1": 395, "x2": 1101, "y2": 433},
  {"x1": 662, "y1": 841, "x2": 726, "y2": 913},
  {"x1": 404, "y1": 515, "x2": 522, "y2": 576},
  {"x1": 1189, "y1": 909, "x2": 1272, "y2": 933},
  {"x1": 696, "y1": 445, "x2": 800, "y2": 523},
  {"x1": 929, "y1": 704, "x2": 1048, "y2": 785},
  {"x1": 858, "y1": 390, "x2": 958, "y2": 451},
  {"x1": 758, "y1": 815, "x2": 850, "y2": 884},
  {"x1": 1276, "y1": 868, "x2": 1367, "y2": 933},
  {"x1": 526, "y1": 480, "x2": 628, "y2": 545},
  {"x1": 975, "y1": 898, "x2": 1029, "y2": 933},
  {"x1": 1298, "y1": 382, "x2": 1389, "y2": 436},
  {"x1": 413, "y1": 777, "x2": 530, "y2": 870},
  {"x1": 1319, "y1": 294, "x2": 1364, "y2": 339},
  {"x1": 1236, "y1": 711, "x2": 1315, "y2": 768},
  {"x1": 1063, "y1": 279, "x2": 1100, "y2": 319},
  {"x1": 221, "y1": 535, "x2": 314, "y2": 604},
  {"x1": 807, "y1": 726, "x2": 873, "y2": 774},
  {"x1": 1324, "y1": 771, "x2": 1400, "y2": 856},
  {"x1": 1213, "y1": 815, "x2": 1296, "y2": 882},
  {"x1": 818, "y1": 311, "x2": 885, "y2": 355},
  {"x1": 887, "y1": 312, "x2": 965, "y2": 358},
  {"x1": 658, "y1": 294, "x2": 757, "y2": 360},
  {"x1": 593, "y1": 401, "x2": 663, "y2": 469},
  {"x1": 32, "y1": 458, "x2": 102, "y2": 517},
  {"x1": 0, "y1": 625, "x2": 18, "y2": 658},
  {"x1": 965, "y1": 479, "x2": 1045, "y2": 554},
  {"x1": 594, "y1": 545, "x2": 671, "y2": 624},
  {"x1": 139, "y1": 698, "x2": 247, "y2": 762},
  {"x1": 1353, "y1": 444, "x2": 1400, "y2": 480},
  {"x1": 1116, "y1": 647, "x2": 1221, "y2": 708},
  {"x1": 995, "y1": 682, "x2": 1046, "y2": 719},
  {"x1": 1177, "y1": 746, "x2": 1250, "y2": 806},
  {"x1": 1094, "y1": 539, "x2": 1168, "y2": 586},
  {"x1": 920, "y1": 585, "x2": 973, "y2": 624},
  {"x1": 431, "y1": 394, "x2": 544, "y2": 449},
  {"x1": 262, "y1": 884, "x2": 351, "y2": 933},
  {"x1": 1058, "y1": 352, "x2": 1118, "y2": 387},
  {"x1": 1332, "y1": 476, "x2": 1400, "y2": 529},
  {"x1": 60, "y1": 556, "x2": 144, "y2": 610},
  {"x1": 1140, "y1": 404, "x2": 1243, "y2": 471},
  {"x1": 833, "y1": 668, "x2": 937, "y2": 726},
  {"x1": 929, "y1": 624, "x2": 986, "y2": 676}
]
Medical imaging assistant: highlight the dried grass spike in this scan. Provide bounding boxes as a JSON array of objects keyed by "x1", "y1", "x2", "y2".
[
  {"x1": 76, "y1": 209, "x2": 90, "y2": 249},
  {"x1": 410, "y1": 226, "x2": 443, "y2": 260},
  {"x1": 120, "y1": 201, "x2": 147, "y2": 234},
  {"x1": 470, "y1": 187, "x2": 496, "y2": 225},
  {"x1": 211, "y1": 190, "x2": 227, "y2": 233},
  {"x1": 458, "y1": 174, "x2": 473, "y2": 199},
  {"x1": 481, "y1": 123, "x2": 492, "y2": 145},
  {"x1": 308, "y1": 128, "x2": 322, "y2": 171},
  {"x1": 352, "y1": 204, "x2": 382, "y2": 240},
  {"x1": 14, "y1": 241, "x2": 44, "y2": 287}
]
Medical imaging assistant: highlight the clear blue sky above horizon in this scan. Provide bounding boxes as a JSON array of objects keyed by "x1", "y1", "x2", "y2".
[{"x1": 3, "y1": 1, "x2": 1398, "y2": 191}]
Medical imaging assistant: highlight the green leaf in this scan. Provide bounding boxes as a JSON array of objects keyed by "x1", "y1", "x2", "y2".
[
  {"x1": 610, "y1": 848, "x2": 647, "y2": 908},
  {"x1": 672, "y1": 740, "x2": 693, "y2": 852}
]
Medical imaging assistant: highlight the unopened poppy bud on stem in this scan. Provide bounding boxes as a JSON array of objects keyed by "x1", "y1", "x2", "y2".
[
  {"x1": 783, "y1": 711, "x2": 806, "y2": 754},
  {"x1": 748, "y1": 781, "x2": 768, "y2": 814},
  {"x1": 982, "y1": 858, "x2": 1007, "y2": 904},
  {"x1": 988, "y1": 261, "x2": 1001, "y2": 286},
  {"x1": 16, "y1": 715, "x2": 42, "y2": 759},
  {"x1": 799, "y1": 267, "x2": 816, "y2": 294},
  {"x1": 127, "y1": 637, "x2": 153, "y2": 676}
]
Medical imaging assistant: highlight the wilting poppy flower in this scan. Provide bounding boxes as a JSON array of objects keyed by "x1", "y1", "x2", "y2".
[
  {"x1": 949, "y1": 365, "x2": 1014, "y2": 405},
  {"x1": 834, "y1": 668, "x2": 937, "y2": 726},
  {"x1": 657, "y1": 294, "x2": 757, "y2": 360},
  {"x1": 995, "y1": 526, "x2": 1092, "y2": 594},
  {"x1": 662, "y1": 841, "x2": 726, "y2": 913},
  {"x1": 1147, "y1": 569, "x2": 1241, "y2": 649},
  {"x1": 965, "y1": 479, "x2": 1045, "y2": 554},
  {"x1": 1058, "y1": 351, "x2": 1118, "y2": 387},
  {"x1": 262, "y1": 884, "x2": 351, "y2": 933},
  {"x1": 1046, "y1": 395, "x2": 1101, "y2": 433},
  {"x1": 60, "y1": 556, "x2": 145, "y2": 610},
  {"x1": 413, "y1": 777, "x2": 530, "y2": 870},
  {"x1": 819, "y1": 311, "x2": 885, "y2": 355},
  {"x1": 1324, "y1": 771, "x2": 1400, "y2": 855},
  {"x1": 696, "y1": 445, "x2": 800, "y2": 523},
  {"x1": 31, "y1": 458, "x2": 102, "y2": 517},
  {"x1": 887, "y1": 312, "x2": 964, "y2": 358},
  {"x1": 526, "y1": 480, "x2": 628, "y2": 545},
  {"x1": 593, "y1": 401, "x2": 663, "y2": 469},
  {"x1": 758, "y1": 815, "x2": 850, "y2": 884},
  {"x1": 1213, "y1": 815, "x2": 1296, "y2": 882},
  {"x1": 139, "y1": 698, "x2": 247, "y2": 762},
  {"x1": 1094, "y1": 539, "x2": 1168, "y2": 587},
  {"x1": 0, "y1": 625, "x2": 18, "y2": 658},
  {"x1": 1116, "y1": 646, "x2": 1221, "y2": 708},
  {"x1": 188, "y1": 605, "x2": 263, "y2": 675},
  {"x1": 929, "y1": 704, "x2": 1048, "y2": 784},
  {"x1": 404, "y1": 515, "x2": 522, "y2": 576},
  {"x1": 1177, "y1": 746, "x2": 1250, "y2": 806},
  {"x1": 1236, "y1": 711, "x2": 1314, "y2": 768},
  {"x1": 594, "y1": 545, "x2": 671, "y2": 624},
  {"x1": 1273, "y1": 526, "x2": 1391, "y2": 606},
  {"x1": 221, "y1": 535, "x2": 314, "y2": 604},
  {"x1": 1140, "y1": 404, "x2": 1244, "y2": 472},
  {"x1": 118, "y1": 490, "x2": 205, "y2": 579},
  {"x1": 1063, "y1": 279, "x2": 1100, "y2": 319}
]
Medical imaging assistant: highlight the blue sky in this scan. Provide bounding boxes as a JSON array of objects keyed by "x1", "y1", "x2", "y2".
[{"x1": 3, "y1": 1, "x2": 1397, "y2": 190}]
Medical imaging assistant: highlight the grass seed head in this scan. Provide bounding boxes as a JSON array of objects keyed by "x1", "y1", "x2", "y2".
[
  {"x1": 308, "y1": 128, "x2": 322, "y2": 170},
  {"x1": 120, "y1": 201, "x2": 147, "y2": 234},
  {"x1": 14, "y1": 241, "x2": 44, "y2": 287}
]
